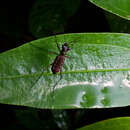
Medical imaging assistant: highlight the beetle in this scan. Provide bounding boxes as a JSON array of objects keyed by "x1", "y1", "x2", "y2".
[
  {"x1": 30, "y1": 34, "x2": 72, "y2": 91},
  {"x1": 50, "y1": 34, "x2": 71, "y2": 90},
  {"x1": 51, "y1": 35, "x2": 71, "y2": 76}
]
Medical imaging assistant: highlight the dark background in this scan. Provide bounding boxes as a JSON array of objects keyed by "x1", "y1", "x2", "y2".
[
  {"x1": 0, "y1": 0, "x2": 130, "y2": 130},
  {"x1": 0, "y1": 0, "x2": 109, "y2": 53}
]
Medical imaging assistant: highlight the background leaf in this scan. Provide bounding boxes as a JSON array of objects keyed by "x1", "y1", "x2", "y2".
[
  {"x1": 1, "y1": 33, "x2": 130, "y2": 109},
  {"x1": 89, "y1": 0, "x2": 130, "y2": 20},
  {"x1": 78, "y1": 117, "x2": 130, "y2": 130},
  {"x1": 29, "y1": 0, "x2": 80, "y2": 38},
  {"x1": 104, "y1": 11, "x2": 130, "y2": 33}
]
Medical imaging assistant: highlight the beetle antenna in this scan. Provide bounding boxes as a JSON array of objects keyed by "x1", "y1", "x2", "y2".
[
  {"x1": 63, "y1": 28, "x2": 66, "y2": 43},
  {"x1": 68, "y1": 39, "x2": 79, "y2": 48},
  {"x1": 61, "y1": 24, "x2": 66, "y2": 43}
]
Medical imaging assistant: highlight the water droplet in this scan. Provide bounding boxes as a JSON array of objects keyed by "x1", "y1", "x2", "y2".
[
  {"x1": 80, "y1": 88, "x2": 97, "y2": 107},
  {"x1": 101, "y1": 87, "x2": 109, "y2": 94},
  {"x1": 101, "y1": 98, "x2": 110, "y2": 106}
]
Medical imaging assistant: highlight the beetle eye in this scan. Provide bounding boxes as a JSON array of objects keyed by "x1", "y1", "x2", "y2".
[
  {"x1": 62, "y1": 45, "x2": 69, "y2": 51},
  {"x1": 62, "y1": 42, "x2": 71, "y2": 52},
  {"x1": 62, "y1": 45, "x2": 67, "y2": 50}
]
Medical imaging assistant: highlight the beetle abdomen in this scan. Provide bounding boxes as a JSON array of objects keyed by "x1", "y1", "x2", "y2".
[{"x1": 51, "y1": 55, "x2": 65, "y2": 74}]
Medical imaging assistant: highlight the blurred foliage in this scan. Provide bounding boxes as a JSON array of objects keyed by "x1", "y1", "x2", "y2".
[{"x1": 78, "y1": 117, "x2": 130, "y2": 130}]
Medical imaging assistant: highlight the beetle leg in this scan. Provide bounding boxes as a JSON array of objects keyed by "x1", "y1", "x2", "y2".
[
  {"x1": 60, "y1": 68, "x2": 63, "y2": 80},
  {"x1": 48, "y1": 51, "x2": 58, "y2": 55},
  {"x1": 30, "y1": 65, "x2": 50, "y2": 89},
  {"x1": 51, "y1": 68, "x2": 63, "y2": 102},
  {"x1": 30, "y1": 42, "x2": 58, "y2": 55},
  {"x1": 65, "y1": 55, "x2": 70, "y2": 58},
  {"x1": 53, "y1": 68, "x2": 62, "y2": 91}
]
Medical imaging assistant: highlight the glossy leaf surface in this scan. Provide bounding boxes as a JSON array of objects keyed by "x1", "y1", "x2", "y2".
[
  {"x1": 89, "y1": 0, "x2": 130, "y2": 20},
  {"x1": 78, "y1": 117, "x2": 130, "y2": 130},
  {"x1": 0, "y1": 33, "x2": 130, "y2": 109}
]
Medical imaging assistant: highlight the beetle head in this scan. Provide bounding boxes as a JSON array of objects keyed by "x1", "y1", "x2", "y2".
[{"x1": 62, "y1": 42, "x2": 71, "y2": 52}]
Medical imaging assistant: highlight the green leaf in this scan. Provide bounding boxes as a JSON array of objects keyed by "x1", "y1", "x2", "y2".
[
  {"x1": 89, "y1": 0, "x2": 130, "y2": 20},
  {"x1": 1, "y1": 33, "x2": 130, "y2": 109},
  {"x1": 77, "y1": 117, "x2": 130, "y2": 130},
  {"x1": 104, "y1": 11, "x2": 130, "y2": 33},
  {"x1": 29, "y1": 0, "x2": 80, "y2": 38}
]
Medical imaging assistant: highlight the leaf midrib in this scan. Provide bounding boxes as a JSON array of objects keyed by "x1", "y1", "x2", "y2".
[{"x1": 0, "y1": 68, "x2": 130, "y2": 80}]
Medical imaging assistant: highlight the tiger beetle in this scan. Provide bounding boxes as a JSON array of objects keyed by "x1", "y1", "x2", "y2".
[
  {"x1": 49, "y1": 34, "x2": 72, "y2": 92},
  {"x1": 51, "y1": 34, "x2": 71, "y2": 78},
  {"x1": 31, "y1": 33, "x2": 72, "y2": 94}
]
